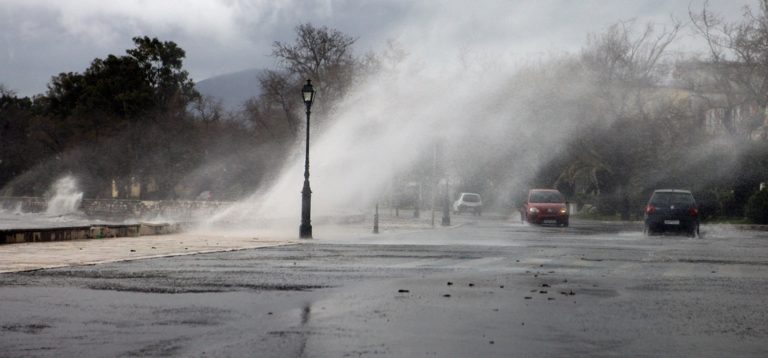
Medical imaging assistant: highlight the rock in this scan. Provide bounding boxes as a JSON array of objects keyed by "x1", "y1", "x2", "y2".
[
  {"x1": 499, "y1": 285, "x2": 505, "y2": 288},
  {"x1": 539, "y1": 290, "x2": 548, "y2": 294},
  {"x1": 542, "y1": 284, "x2": 550, "y2": 288},
  {"x1": 468, "y1": 283, "x2": 475, "y2": 287},
  {"x1": 548, "y1": 297, "x2": 555, "y2": 301},
  {"x1": 443, "y1": 294, "x2": 451, "y2": 298},
  {"x1": 489, "y1": 341, "x2": 495, "y2": 344},
  {"x1": 524, "y1": 296, "x2": 532, "y2": 299},
  {"x1": 447, "y1": 282, "x2": 453, "y2": 286},
  {"x1": 130, "y1": 249, "x2": 135, "y2": 252},
  {"x1": 398, "y1": 289, "x2": 410, "y2": 293}
]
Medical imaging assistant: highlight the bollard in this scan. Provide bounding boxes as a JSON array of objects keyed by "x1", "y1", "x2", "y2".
[{"x1": 373, "y1": 203, "x2": 380, "y2": 234}]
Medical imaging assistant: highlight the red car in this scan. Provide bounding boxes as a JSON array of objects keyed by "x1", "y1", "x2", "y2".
[{"x1": 521, "y1": 189, "x2": 569, "y2": 227}]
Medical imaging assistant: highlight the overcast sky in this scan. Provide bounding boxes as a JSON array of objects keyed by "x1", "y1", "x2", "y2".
[{"x1": 0, "y1": 0, "x2": 756, "y2": 97}]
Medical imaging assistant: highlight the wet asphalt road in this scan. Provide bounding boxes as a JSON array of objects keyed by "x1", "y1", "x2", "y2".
[{"x1": 2, "y1": 216, "x2": 768, "y2": 357}]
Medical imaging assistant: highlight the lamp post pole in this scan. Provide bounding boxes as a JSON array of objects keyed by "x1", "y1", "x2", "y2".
[{"x1": 300, "y1": 80, "x2": 315, "y2": 239}]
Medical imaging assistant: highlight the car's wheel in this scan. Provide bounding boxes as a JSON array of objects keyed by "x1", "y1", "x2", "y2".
[{"x1": 562, "y1": 219, "x2": 569, "y2": 227}]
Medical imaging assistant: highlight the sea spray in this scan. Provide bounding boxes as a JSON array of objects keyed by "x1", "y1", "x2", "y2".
[{"x1": 45, "y1": 176, "x2": 84, "y2": 216}]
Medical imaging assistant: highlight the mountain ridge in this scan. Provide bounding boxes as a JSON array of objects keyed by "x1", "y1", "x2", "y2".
[{"x1": 195, "y1": 68, "x2": 263, "y2": 111}]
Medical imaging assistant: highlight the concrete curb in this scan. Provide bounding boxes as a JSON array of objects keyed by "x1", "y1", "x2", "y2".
[{"x1": 727, "y1": 224, "x2": 768, "y2": 231}]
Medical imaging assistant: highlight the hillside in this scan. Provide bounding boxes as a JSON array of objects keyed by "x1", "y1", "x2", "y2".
[{"x1": 195, "y1": 68, "x2": 263, "y2": 111}]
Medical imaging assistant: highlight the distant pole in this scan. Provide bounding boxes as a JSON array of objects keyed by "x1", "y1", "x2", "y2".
[
  {"x1": 373, "y1": 203, "x2": 380, "y2": 234},
  {"x1": 414, "y1": 182, "x2": 421, "y2": 218},
  {"x1": 442, "y1": 180, "x2": 451, "y2": 226},
  {"x1": 299, "y1": 80, "x2": 315, "y2": 239},
  {"x1": 431, "y1": 142, "x2": 437, "y2": 228}
]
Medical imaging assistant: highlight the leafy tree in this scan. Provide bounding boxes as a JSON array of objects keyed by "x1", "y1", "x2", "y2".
[
  {"x1": 45, "y1": 36, "x2": 198, "y2": 123},
  {"x1": 127, "y1": 36, "x2": 198, "y2": 107},
  {"x1": 11, "y1": 37, "x2": 204, "y2": 198}
]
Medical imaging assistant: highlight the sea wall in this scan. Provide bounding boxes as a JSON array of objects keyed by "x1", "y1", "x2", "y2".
[
  {"x1": 0, "y1": 196, "x2": 231, "y2": 220},
  {"x1": 0, "y1": 223, "x2": 183, "y2": 244}
]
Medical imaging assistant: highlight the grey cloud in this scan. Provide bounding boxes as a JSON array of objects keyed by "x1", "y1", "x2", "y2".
[{"x1": 0, "y1": 0, "x2": 756, "y2": 97}]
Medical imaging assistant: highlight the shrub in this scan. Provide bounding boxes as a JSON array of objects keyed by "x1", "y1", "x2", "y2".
[
  {"x1": 696, "y1": 190, "x2": 721, "y2": 221},
  {"x1": 745, "y1": 190, "x2": 768, "y2": 224}
]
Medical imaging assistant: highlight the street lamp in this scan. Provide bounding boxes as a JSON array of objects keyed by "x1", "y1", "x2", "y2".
[{"x1": 300, "y1": 79, "x2": 315, "y2": 239}]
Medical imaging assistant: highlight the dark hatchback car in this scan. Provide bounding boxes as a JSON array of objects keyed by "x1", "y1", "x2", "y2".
[{"x1": 644, "y1": 189, "x2": 700, "y2": 237}]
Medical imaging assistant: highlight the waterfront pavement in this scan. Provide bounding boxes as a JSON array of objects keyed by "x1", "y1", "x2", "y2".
[
  {"x1": 0, "y1": 208, "x2": 458, "y2": 274},
  {"x1": 0, "y1": 232, "x2": 300, "y2": 273}
]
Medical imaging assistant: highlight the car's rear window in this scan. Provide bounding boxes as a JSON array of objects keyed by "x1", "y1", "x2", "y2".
[
  {"x1": 462, "y1": 194, "x2": 480, "y2": 203},
  {"x1": 529, "y1": 191, "x2": 564, "y2": 203},
  {"x1": 650, "y1": 192, "x2": 695, "y2": 206}
]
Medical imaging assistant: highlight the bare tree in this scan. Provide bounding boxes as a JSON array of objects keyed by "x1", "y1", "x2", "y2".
[
  {"x1": 258, "y1": 70, "x2": 299, "y2": 134},
  {"x1": 271, "y1": 23, "x2": 358, "y2": 111},
  {"x1": 190, "y1": 95, "x2": 224, "y2": 124},
  {"x1": 690, "y1": 0, "x2": 768, "y2": 108},
  {"x1": 557, "y1": 21, "x2": 681, "y2": 219}
]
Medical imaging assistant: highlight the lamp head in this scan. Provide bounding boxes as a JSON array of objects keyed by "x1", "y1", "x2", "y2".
[{"x1": 302, "y1": 79, "x2": 315, "y2": 106}]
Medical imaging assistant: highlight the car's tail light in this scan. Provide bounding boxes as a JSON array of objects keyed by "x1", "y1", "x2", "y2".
[
  {"x1": 689, "y1": 207, "x2": 699, "y2": 217},
  {"x1": 645, "y1": 205, "x2": 656, "y2": 214}
]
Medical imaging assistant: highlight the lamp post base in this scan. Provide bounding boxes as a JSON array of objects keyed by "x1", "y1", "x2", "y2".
[
  {"x1": 299, "y1": 224, "x2": 312, "y2": 239},
  {"x1": 300, "y1": 178, "x2": 312, "y2": 239}
]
